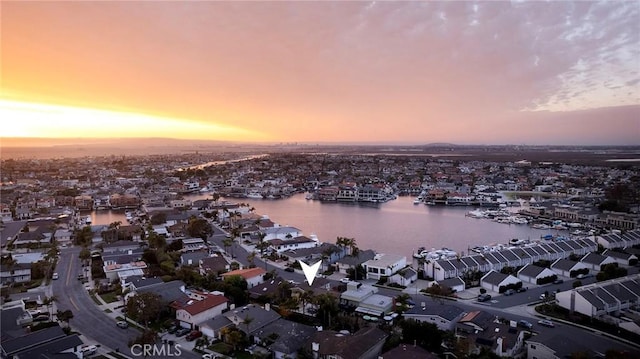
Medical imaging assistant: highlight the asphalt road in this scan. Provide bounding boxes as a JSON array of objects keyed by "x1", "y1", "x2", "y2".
[{"x1": 53, "y1": 247, "x2": 200, "y2": 359}]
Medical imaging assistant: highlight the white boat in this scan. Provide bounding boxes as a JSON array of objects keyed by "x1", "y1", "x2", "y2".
[
  {"x1": 85, "y1": 216, "x2": 92, "y2": 225},
  {"x1": 414, "y1": 247, "x2": 458, "y2": 260},
  {"x1": 246, "y1": 192, "x2": 263, "y2": 199},
  {"x1": 466, "y1": 209, "x2": 485, "y2": 218}
]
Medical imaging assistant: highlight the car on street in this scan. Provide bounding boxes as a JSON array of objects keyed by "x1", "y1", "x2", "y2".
[
  {"x1": 516, "y1": 287, "x2": 527, "y2": 293},
  {"x1": 340, "y1": 277, "x2": 351, "y2": 283},
  {"x1": 553, "y1": 279, "x2": 564, "y2": 284},
  {"x1": 538, "y1": 319, "x2": 555, "y2": 328},
  {"x1": 477, "y1": 293, "x2": 492, "y2": 302},
  {"x1": 77, "y1": 274, "x2": 84, "y2": 281},
  {"x1": 518, "y1": 320, "x2": 533, "y2": 329},
  {"x1": 52, "y1": 273, "x2": 59, "y2": 280},
  {"x1": 175, "y1": 327, "x2": 191, "y2": 337},
  {"x1": 116, "y1": 321, "x2": 129, "y2": 329},
  {"x1": 284, "y1": 267, "x2": 295, "y2": 272},
  {"x1": 504, "y1": 289, "x2": 515, "y2": 296},
  {"x1": 576, "y1": 273, "x2": 593, "y2": 279},
  {"x1": 186, "y1": 331, "x2": 202, "y2": 341}
]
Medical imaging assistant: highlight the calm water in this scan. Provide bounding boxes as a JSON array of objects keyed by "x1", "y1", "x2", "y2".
[{"x1": 90, "y1": 194, "x2": 565, "y2": 259}]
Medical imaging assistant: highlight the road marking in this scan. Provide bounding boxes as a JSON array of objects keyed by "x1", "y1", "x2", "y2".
[
  {"x1": 70, "y1": 297, "x2": 79, "y2": 311},
  {"x1": 299, "y1": 260, "x2": 322, "y2": 286},
  {"x1": 65, "y1": 254, "x2": 73, "y2": 286}
]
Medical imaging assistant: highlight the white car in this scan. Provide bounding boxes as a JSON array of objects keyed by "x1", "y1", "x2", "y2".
[
  {"x1": 52, "y1": 273, "x2": 59, "y2": 280},
  {"x1": 80, "y1": 345, "x2": 97, "y2": 356},
  {"x1": 340, "y1": 278, "x2": 351, "y2": 283}
]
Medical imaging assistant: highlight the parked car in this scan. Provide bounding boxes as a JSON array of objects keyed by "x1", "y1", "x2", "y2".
[
  {"x1": 33, "y1": 314, "x2": 50, "y2": 322},
  {"x1": 538, "y1": 319, "x2": 555, "y2": 328},
  {"x1": 186, "y1": 330, "x2": 202, "y2": 341},
  {"x1": 284, "y1": 267, "x2": 295, "y2": 273},
  {"x1": 477, "y1": 293, "x2": 492, "y2": 302},
  {"x1": 80, "y1": 345, "x2": 97, "y2": 356},
  {"x1": 77, "y1": 274, "x2": 84, "y2": 281},
  {"x1": 52, "y1": 273, "x2": 59, "y2": 280},
  {"x1": 553, "y1": 279, "x2": 564, "y2": 284},
  {"x1": 116, "y1": 321, "x2": 129, "y2": 329},
  {"x1": 576, "y1": 273, "x2": 592, "y2": 279},
  {"x1": 175, "y1": 327, "x2": 190, "y2": 337},
  {"x1": 504, "y1": 289, "x2": 515, "y2": 296},
  {"x1": 516, "y1": 287, "x2": 528, "y2": 293},
  {"x1": 518, "y1": 320, "x2": 533, "y2": 329},
  {"x1": 167, "y1": 325, "x2": 178, "y2": 334},
  {"x1": 340, "y1": 277, "x2": 351, "y2": 283}
]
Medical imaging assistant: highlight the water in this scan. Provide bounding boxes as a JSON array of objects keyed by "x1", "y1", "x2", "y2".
[
  {"x1": 89, "y1": 193, "x2": 564, "y2": 259},
  {"x1": 186, "y1": 193, "x2": 564, "y2": 259}
]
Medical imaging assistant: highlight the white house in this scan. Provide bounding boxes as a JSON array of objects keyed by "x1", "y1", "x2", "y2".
[
  {"x1": 601, "y1": 250, "x2": 638, "y2": 267},
  {"x1": 402, "y1": 303, "x2": 465, "y2": 331},
  {"x1": 550, "y1": 259, "x2": 591, "y2": 278},
  {"x1": 580, "y1": 253, "x2": 617, "y2": 271},
  {"x1": 517, "y1": 264, "x2": 557, "y2": 285},
  {"x1": 269, "y1": 235, "x2": 319, "y2": 253},
  {"x1": 555, "y1": 274, "x2": 640, "y2": 318},
  {"x1": 174, "y1": 294, "x2": 229, "y2": 329},
  {"x1": 480, "y1": 270, "x2": 521, "y2": 293},
  {"x1": 0, "y1": 263, "x2": 31, "y2": 285},
  {"x1": 221, "y1": 267, "x2": 266, "y2": 288},
  {"x1": 434, "y1": 277, "x2": 466, "y2": 293},
  {"x1": 263, "y1": 226, "x2": 302, "y2": 241},
  {"x1": 389, "y1": 267, "x2": 418, "y2": 287},
  {"x1": 362, "y1": 254, "x2": 407, "y2": 280}
]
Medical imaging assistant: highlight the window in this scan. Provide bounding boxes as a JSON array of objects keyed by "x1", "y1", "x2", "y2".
[{"x1": 530, "y1": 345, "x2": 536, "y2": 349}]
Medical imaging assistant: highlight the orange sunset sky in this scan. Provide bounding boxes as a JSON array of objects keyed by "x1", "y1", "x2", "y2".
[{"x1": 1, "y1": 1, "x2": 639, "y2": 145}]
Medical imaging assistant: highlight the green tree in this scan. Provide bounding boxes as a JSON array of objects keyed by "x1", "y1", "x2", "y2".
[
  {"x1": 187, "y1": 217, "x2": 212, "y2": 240},
  {"x1": 126, "y1": 292, "x2": 163, "y2": 326},
  {"x1": 150, "y1": 212, "x2": 167, "y2": 225}
]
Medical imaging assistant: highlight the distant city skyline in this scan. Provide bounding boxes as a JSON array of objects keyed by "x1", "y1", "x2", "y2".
[{"x1": 2, "y1": 1, "x2": 639, "y2": 145}]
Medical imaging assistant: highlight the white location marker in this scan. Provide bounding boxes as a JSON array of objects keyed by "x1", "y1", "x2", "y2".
[{"x1": 298, "y1": 260, "x2": 322, "y2": 286}]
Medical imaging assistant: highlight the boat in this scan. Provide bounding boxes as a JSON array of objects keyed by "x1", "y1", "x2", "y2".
[
  {"x1": 414, "y1": 247, "x2": 458, "y2": 260},
  {"x1": 413, "y1": 198, "x2": 421, "y2": 205},
  {"x1": 84, "y1": 215, "x2": 92, "y2": 225},
  {"x1": 246, "y1": 192, "x2": 263, "y2": 199}
]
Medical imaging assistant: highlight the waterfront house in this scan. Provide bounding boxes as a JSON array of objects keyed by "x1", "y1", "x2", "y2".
[
  {"x1": 389, "y1": 267, "x2": 418, "y2": 287},
  {"x1": 550, "y1": 259, "x2": 591, "y2": 278},
  {"x1": 517, "y1": 264, "x2": 557, "y2": 284},
  {"x1": 308, "y1": 326, "x2": 388, "y2": 359},
  {"x1": 221, "y1": 267, "x2": 266, "y2": 288},
  {"x1": 173, "y1": 294, "x2": 229, "y2": 329},
  {"x1": 402, "y1": 303, "x2": 465, "y2": 331},
  {"x1": 263, "y1": 226, "x2": 302, "y2": 241},
  {"x1": 602, "y1": 249, "x2": 638, "y2": 267},
  {"x1": 362, "y1": 254, "x2": 407, "y2": 280},
  {"x1": 269, "y1": 235, "x2": 319, "y2": 253},
  {"x1": 424, "y1": 259, "x2": 456, "y2": 281},
  {"x1": 480, "y1": 271, "x2": 522, "y2": 293},
  {"x1": 335, "y1": 249, "x2": 376, "y2": 275},
  {"x1": 434, "y1": 277, "x2": 466, "y2": 292},
  {"x1": 580, "y1": 252, "x2": 617, "y2": 271}
]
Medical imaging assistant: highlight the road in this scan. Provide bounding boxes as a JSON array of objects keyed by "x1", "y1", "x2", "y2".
[{"x1": 53, "y1": 247, "x2": 200, "y2": 359}]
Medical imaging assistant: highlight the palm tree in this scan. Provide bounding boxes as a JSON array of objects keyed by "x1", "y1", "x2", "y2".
[
  {"x1": 257, "y1": 232, "x2": 267, "y2": 256},
  {"x1": 222, "y1": 238, "x2": 233, "y2": 257},
  {"x1": 300, "y1": 290, "x2": 315, "y2": 315},
  {"x1": 247, "y1": 252, "x2": 256, "y2": 267}
]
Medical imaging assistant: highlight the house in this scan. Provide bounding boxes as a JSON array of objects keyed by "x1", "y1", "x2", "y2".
[
  {"x1": 263, "y1": 226, "x2": 302, "y2": 241},
  {"x1": 471, "y1": 322, "x2": 525, "y2": 357},
  {"x1": 252, "y1": 318, "x2": 316, "y2": 359},
  {"x1": 103, "y1": 261, "x2": 147, "y2": 282},
  {"x1": 555, "y1": 274, "x2": 640, "y2": 318},
  {"x1": 173, "y1": 294, "x2": 229, "y2": 329},
  {"x1": 199, "y1": 255, "x2": 231, "y2": 276},
  {"x1": 102, "y1": 240, "x2": 140, "y2": 254},
  {"x1": 1, "y1": 301, "x2": 32, "y2": 341},
  {"x1": 389, "y1": 267, "x2": 418, "y2": 287},
  {"x1": 308, "y1": 327, "x2": 388, "y2": 359},
  {"x1": 356, "y1": 294, "x2": 394, "y2": 317},
  {"x1": 380, "y1": 345, "x2": 438, "y2": 359},
  {"x1": 182, "y1": 238, "x2": 206, "y2": 252},
  {"x1": 580, "y1": 252, "x2": 617, "y2": 271},
  {"x1": 180, "y1": 251, "x2": 209, "y2": 267},
  {"x1": 526, "y1": 331, "x2": 595, "y2": 359},
  {"x1": 200, "y1": 315, "x2": 233, "y2": 341},
  {"x1": 249, "y1": 277, "x2": 286, "y2": 300},
  {"x1": 269, "y1": 235, "x2": 320, "y2": 253},
  {"x1": 362, "y1": 253, "x2": 407, "y2": 280},
  {"x1": 0, "y1": 326, "x2": 83, "y2": 359},
  {"x1": 550, "y1": 259, "x2": 591, "y2": 278},
  {"x1": 480, "y1": 271, "x2": 522, "y2": 293},
  {"x1": 283, "y1": 243, "x2": 340, "y2": 264},
  {"x1": 335, "y1": 249, "x2": 376, "y2": 275},
  {"x1": 128, "y1": 280, "x2": 188, "y2": 305},
  {"x1": 54, "y1": 229, "x2": 72, "y2": 245},
  {"x1": 223, "y1": 303, "x2": 281, "y2": 335},
  {"x1": 0, "y1": 263, "x2": 31, "y2": 285},
  {"x1": 221, "y1": 267, "x2": 266, "y2": 288},
  {"x1": 402, "y1": 303, "x2": 465, "y2": 331},
  {"x1": 434, "y1": 277, "x2": 466, "y2": 293},
  {"x1": 340, "y1": 282, "x2": 377, "y2": 308},
  {"x1": 456, "y1": 310, "x2": 495, "y2": 333},
  {"x1": 517, "y1": 264, "x2": 557, "y2": 284},
  {"x1": 602, "y1": 250, "x2": 638, "y2": 267}
]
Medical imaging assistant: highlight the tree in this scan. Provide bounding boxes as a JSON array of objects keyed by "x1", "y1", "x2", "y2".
[
  {"x1": 43, "y1": 296, "x2": 57, "y2": 318},
  {"x1": 150, "y1": 212, "x2": 167, "y2": 225},
  {"x1": 187, "y1": 217, "x2": 212, "y2": 241},
  {"x1": 78, "y1": 246, "x2": 91, "y2": 265},
  {"x1": 126, "y1": 292, "x2": 163, "y2": 326},
  {"x1": 56, "y1": 309, "x2": 74, "y2": 327}
]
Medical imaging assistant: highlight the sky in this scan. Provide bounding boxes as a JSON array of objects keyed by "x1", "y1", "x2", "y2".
[{"x1": 2, "y1": 1, "x2": 639, "y2": 145}]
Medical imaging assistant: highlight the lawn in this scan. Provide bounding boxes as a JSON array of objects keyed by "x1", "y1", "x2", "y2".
[
  {"x1": 99, "y1": 291, "x2": 120, "y2": 303},
  {"x1": 209, "y1": 342, "x2": 233, "y2": 355}
]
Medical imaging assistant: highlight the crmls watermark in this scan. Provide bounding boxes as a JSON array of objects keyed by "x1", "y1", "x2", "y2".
[{"x1": 130, "y1": 343, "x2": 182, "y2": 357}]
